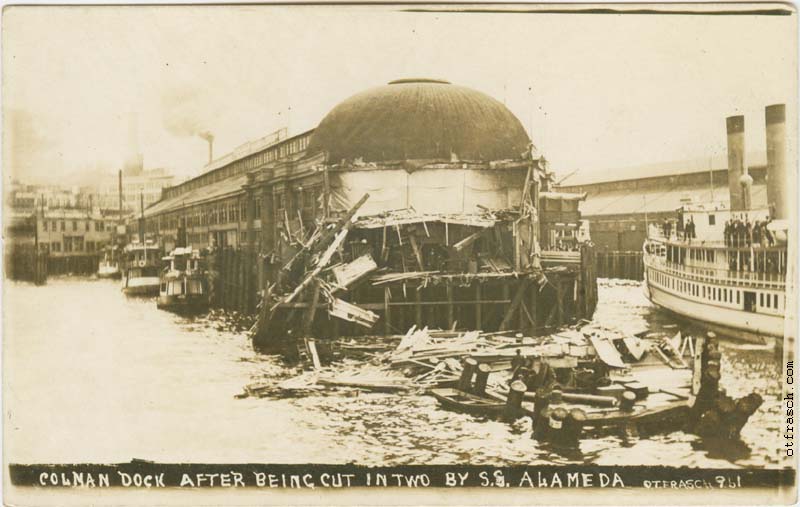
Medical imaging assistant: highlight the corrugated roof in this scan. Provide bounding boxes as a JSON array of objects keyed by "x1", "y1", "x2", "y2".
[
  {"x1": 559, "y1": 151, "x2": 768, "y2": 187},
  {"x1": 144, "y1": 172, "x2": 248, "y2": 217},
  {"x1": 308, "y1": 80, "x2": 531, "y2": 163},
  {"x1": 581, "y1": 183, "x2": 767, "y2": 216}
]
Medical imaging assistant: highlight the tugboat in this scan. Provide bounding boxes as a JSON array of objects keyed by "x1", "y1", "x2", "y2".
[
  {"x1": 97, "y1": 245, "x2": 121, "y2": 279},
  {"x1": 122, "y1": 240, "x2": 162, "y2": 296},
  {"x1": 643, "y1": 107, "x2": 790, "y2": 345},
  {"x1": 157, "y1": 247, "x2": 209, "y2": 312}
]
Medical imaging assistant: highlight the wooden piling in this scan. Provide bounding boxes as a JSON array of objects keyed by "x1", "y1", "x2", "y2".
[
  {"x1": 503, "y1": 380, "x2": 527, "y2": 421},
  {"x1": 458, "y1": 357, "x2": 478, "y2": 392},
  {"x1": 475, "y1": 283, "x2": 482, "y2": 330},
  {"x1": 473, "y1": 363, "x2": 491, "y2": 395},
  {"x1": 383, "y1": 287, "x2": 392, "y2": 336},
  {"x1": 446, "y1": 283, "x2": 454, "y2": 329}
]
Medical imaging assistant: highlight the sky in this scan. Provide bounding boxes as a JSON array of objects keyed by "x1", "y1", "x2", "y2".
[{"x1": 3, "y1": 4, "x2": 797, "y2": 186}]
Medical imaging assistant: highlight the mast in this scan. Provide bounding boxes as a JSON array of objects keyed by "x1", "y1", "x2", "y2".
[
  {"x1": 138, "y1": 191, "x2": 145, "y2": 244},
  {"x1": 118, "y1": 170, "x2": 123, "y2": 223},
  {"x1": 709, "y1": 156, "x2": 714, "y2": 203}
]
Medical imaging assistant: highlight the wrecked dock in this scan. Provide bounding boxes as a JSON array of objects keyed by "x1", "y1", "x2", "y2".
[
  {"x1": 250, "y1": 164, "x2": 597, "y2": 352},
  {"x1": 137, "y1": 79, "x2": 597, "y2": 353}
]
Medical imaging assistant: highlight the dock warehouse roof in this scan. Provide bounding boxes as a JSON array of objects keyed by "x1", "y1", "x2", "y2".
[
  {"x1": 143, "y1": 171, "x2": 249, "y2": 217},
  {"x1": 558, "y1": 151, "x2": 767, "y2": 188},
  {"x1": 578, "y1": 183, "x2": 766, "y2": 216},
  {"x1": 144, "y1": 130, "x2": 314, "y2": 218},
  {"x1": 557, "y1": 151, "x2": 768, "y2": 216}
]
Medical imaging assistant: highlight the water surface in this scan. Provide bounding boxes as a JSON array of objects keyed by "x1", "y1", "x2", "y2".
[{"x1": 3, "y1": 277, "x2": 783, "y2": 468}]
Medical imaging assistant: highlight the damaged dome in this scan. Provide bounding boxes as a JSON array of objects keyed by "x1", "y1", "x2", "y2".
[{"x1": 307, "y1": 79, "x2": 531, "y2": 163}]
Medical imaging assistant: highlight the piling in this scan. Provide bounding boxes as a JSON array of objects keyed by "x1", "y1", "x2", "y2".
[
  {"x1": 473, "y1": 363, "x2": 491, "y2": 395},
  {"x1": 458, "y1": 357, "x2": 478, "y2": 392},
  {"x1": 503, "y1": 380, "x2": 527, "y2": 421}
]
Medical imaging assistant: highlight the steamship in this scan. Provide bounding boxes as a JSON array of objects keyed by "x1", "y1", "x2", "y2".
[
  {"x1": 122, "y1": 240, "x2": 162, "y2": 296},
  {"x1": 643, "y1": 105, "x2": 790, "y2": 344}
]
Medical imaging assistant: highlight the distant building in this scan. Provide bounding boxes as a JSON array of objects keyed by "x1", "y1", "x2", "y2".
[
  {"x1": 5, "y1": 181, "x2": 83, "y2": 211},
  {"x1": 556, "y1": 152, "x2": 768, "y2": 252},
  {"x1": 35, "y1": 208, "x2": 115, "y2": 257},
  {"x1": 4, "y1": 181, "x2": 117, "y2": 278},
  {"x1": 94, "y1": 167, "x2": 176, "y2": 213}
]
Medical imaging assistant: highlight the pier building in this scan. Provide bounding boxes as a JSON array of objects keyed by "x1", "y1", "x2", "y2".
[
  {"x1": 142, "y1": 79, "x2": 597, "y2": 346},
  {"x1": 557, "y1": 152, "x2": 769, "y2": 253}
]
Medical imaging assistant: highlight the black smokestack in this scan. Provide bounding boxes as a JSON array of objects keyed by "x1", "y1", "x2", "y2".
[
  {"x1": 199, "y1": 131, "x2": 214, "y2": 164},
  {"x1": 765, "y1": 104, "x2": 787, "y2": 220},
  {"x1": 725, "y1": 115, "x2": 746, "y2": 211}
]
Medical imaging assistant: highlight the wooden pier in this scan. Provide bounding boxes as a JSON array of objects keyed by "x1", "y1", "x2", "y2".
[{"x1": 594, "y1": 250, "x2": 644, "y2": 281}]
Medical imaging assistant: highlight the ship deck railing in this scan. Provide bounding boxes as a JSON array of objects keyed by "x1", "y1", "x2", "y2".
[
  {"x1": 648, "y1": 234, "x2": 785, "y2": 252},
  {"x1": 644, "y1": 255, "x2": 786, "y2": 290}
]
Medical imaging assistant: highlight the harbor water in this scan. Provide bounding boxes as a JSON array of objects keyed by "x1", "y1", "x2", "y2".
[{"x1": 4, "y1": 277, "x2": 784, "y2": 468}]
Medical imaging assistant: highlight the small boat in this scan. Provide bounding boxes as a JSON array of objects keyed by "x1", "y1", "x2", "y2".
[
  {"x1": 122, "y1": 241, "x2": 162, "y2": 296},
  {"x1": 157, "y1": 247, "x2": 209, "y2": 312},
  {"x1": 97, "y1": 245, "x2": 121, "y2": 279},
  {"x1": 429, "y1": 387, "x2": 533, "y2": 418}
]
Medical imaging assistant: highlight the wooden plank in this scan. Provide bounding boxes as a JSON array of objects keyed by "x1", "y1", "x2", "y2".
[
  {"x1": 453, "y1": 229, "x2": 487, "y2": 252},
  {"x1": 409, "y1": 234, "x2": 425, "y2": 271},
  {"x1": 274, "y1": 227, "x2": 350, "y2": 311},
  {"x1": 588, "y1": 335, "x2": 627, "y2": 368},
  {"x1": 499, "y1": 280, "x2": 528, "y2": 331},
  {"x1": 302, "y1": 280, "x2": 321, "y2": 336},
  {"x1": 305, "y1": 338, "x2": 321, "y2": 370}
]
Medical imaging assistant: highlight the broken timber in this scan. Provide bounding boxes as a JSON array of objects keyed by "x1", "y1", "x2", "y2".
[{"x1": 252, "y1": 194, "x2": 597, "y2": 356}]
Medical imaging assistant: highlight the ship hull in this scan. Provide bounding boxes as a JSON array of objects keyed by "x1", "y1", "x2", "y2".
[
  {"x1": 645, "y1": 281, "x2": 783, "y2": 345},
  {"x1": 123, "y1": 277, "x2": 160, "y2": 297},
  {"x1": 157, "y1": 294, "x2": 209, "y2": 313},
  {"x1": 98, "y1": 269, "x2": 121, "y2": 279}
]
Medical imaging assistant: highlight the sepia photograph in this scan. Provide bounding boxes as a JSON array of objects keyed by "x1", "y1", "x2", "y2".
[{"x1": 2, "y1": 3, "x2": 797, "y2": 505}]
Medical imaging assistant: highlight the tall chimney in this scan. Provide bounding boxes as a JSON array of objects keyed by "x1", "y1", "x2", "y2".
[
  {"x1": 726, "y1": 115, "x2": 746, "y2": 211},
  {"x1": 765, "y1": 104, "x2": 787, "y2": 220},
  {"x1": 199, "y1": 132, "x2": 214, "y2": 164}
]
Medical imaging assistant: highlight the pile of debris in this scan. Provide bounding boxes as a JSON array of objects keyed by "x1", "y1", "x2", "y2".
[
  {"x1": 251, "y1": 189, "x2": 550, "y2": 351},
  {"x1": 242, "y1": 315, "x2": 766, "y2": 448}
]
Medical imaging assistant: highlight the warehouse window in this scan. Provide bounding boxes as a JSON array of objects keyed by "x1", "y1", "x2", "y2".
[{"x1": 708, "y1": 214, "x2": 716, "y2": 225}]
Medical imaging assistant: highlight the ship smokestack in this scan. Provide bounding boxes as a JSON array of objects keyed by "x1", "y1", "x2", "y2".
[
  {"x1": 765, "y1": 104, "x2": 787, "y2": 220},
  {"x1": 726, "y1": 115, "x2": 747, "y2": 211}
]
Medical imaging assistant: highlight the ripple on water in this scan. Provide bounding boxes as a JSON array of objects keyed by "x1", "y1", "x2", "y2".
[{"x1": 3, "y1": 277, "x2": 784, "y2": 467}]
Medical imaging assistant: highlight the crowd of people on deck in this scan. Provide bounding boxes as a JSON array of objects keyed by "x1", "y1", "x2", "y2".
[
  {"x1": 723, "y1": 215, "x2": 775, "y2": 248},
  {"x1": 660, "y1": 213, "x2": 776, "y2": 248}
]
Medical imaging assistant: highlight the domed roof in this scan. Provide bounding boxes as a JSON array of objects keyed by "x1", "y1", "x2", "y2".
[{"x1": 308, "y1": 79, "x2": 531, "y2": 163}]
